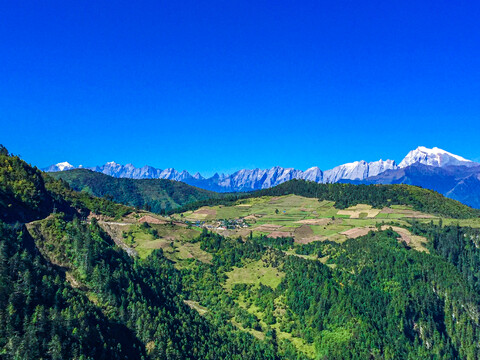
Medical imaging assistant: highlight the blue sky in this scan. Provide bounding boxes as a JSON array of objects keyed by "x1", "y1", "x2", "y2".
[{"x1": 2, "y1": 1, "x2": 480, "y2": 176}]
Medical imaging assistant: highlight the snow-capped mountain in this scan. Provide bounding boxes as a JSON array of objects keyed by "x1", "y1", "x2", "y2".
[
  {"x1": 43, "y1": 159, "x2": 396, "y2": 191},
  {"x1": 216, "y1": 167, "x2": 304, "y2": 191},
  {"x1": 323, "y1": 160, "x2": 397, "y2": 183},
  {"x1": 88, "y1": 162, "x2": 163, "y2": 179},
  {"x1": 43, "y1": 146, "x2": 477, "y2": 195},
  {"x1": 349, "y1": 163, "x2": 480, "y2": 209},
  {"x1": 44, "y1": 161, "x2": 75, "y2": 172},
  {"x1": 399, "y1": 146, "x2": 473, "y2": 168},
  {"x1": 302, "y1": 167, "x2": 323, "y2": 182}
]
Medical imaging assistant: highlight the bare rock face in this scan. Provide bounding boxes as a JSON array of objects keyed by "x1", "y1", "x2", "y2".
[
  {"x1": 302, "y1": 167, "x2": 323, "y2": 182},
  {"x1": 323, "y1": 160, "x2": 397, "y2": 183}
]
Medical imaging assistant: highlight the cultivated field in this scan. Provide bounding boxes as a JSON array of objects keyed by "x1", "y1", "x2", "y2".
[
  {"x1": 172, "y1": 195, "x2": 447, "y2": 244},
  {"x1": 98, "y1": 194, "x2": 479, "y2": 264}
]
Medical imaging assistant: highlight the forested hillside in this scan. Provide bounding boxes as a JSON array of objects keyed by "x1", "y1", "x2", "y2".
[
  {"x1": 48, "y1": 166, "x2": 479, "y2": 220},
  {"x1": 50, "y1": 169, "x2": 222, "y2": 213},
  {"x1": 0, "y1": 146, "x2": 131, "y2": 222},
  {"x1": 0, "y1": 147, "x2": 282, "y2": 359},
  {"x1": 2, "y1": 146, "x2": 480, "y2": 359},
  {"x1": 170, "y1": 228, "x2": 480, "y2": 359}
]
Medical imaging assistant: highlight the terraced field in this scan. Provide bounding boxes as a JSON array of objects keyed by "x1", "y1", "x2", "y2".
[
  {"x1": 97, "y1": 194, "x2": 480, "y2": 266},
  {"x1": 97, "y1": 213, "x2": 209, "y2": 263},
  {"x1": 85, "y1": 194, "x2": 480, "y2": 358},
  {"x1": 172, "y1": 195, "x2": 447, "y2": 244}
]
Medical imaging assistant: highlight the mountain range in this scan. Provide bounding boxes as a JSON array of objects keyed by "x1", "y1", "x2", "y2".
[
  {"x1": 6, "y1": 144, "x2": 480, "y2": 359},
  {"x1": 45, "y1": 146, "x2": 480, "y2": 208},
  {"x1": 348, "y1": 162, "x2": 480, "y2": 209}
]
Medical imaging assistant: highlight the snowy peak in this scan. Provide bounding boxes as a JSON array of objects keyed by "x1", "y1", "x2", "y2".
[
  {"x1": 323, "y1": 159, "x2": 397, "y2": 183},
  {"x1": 399, "y1": 146, "x2": 473, "y2": 168},
  {"x1": 302, "y1": 167, "x2": 323, "y2": 182},
  {"x1": 193, "y1": 172, "x2": 204, "y2": 180},
  {"x1": 56, "y1": 161, "x2": 74, "y2": 171},
  {"x1": 43, "y1": 161, "x2": 75, "y2": 172},
  {"x1": 41, "y1": 146, "x2": 474, "y2": 193},
  {"x1": 369, "y1": 159, "x2": 398, "y2": 177}
]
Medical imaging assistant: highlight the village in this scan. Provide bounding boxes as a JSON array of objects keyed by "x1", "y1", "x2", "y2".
[{"x1": 190, "y1": 218, "x2": 249, "y2": 231}]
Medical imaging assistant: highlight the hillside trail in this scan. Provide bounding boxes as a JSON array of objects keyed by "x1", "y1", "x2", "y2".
[
  {"x1": 24, "y1": 214, "x2": 139, "y2": 258},
  {"x1": 96, "y1": 221, "x2": 138, "y2": 257}
]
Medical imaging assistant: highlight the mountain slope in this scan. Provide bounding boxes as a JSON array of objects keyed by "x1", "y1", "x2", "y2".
[
  {"x1": 181, "y1": 221, "x2": 480, "y2": 359},
  {"x1": 323, "y1": 159, "x2": 397, "y2": 183},
  {"x1": 5, "y1": 146, "x2": 480, "y2": 359},
  {"x1": 44, "y1": 146, "x2": 477, "y2": 195},
  {"x1": 399, "y1": 146, "x2": 473, "y2": 168},
  {"x1": 0, "y1": 149, "x2": 132, "y2": 223},
  {"x1": 352, "y1": 163, "x2": 480, "y2": 209},
  {"x1": 175, "y1": 179, "x2": 480, "y2": 219},
  {"x1": 44, "y1": 159, "x2": 398, "y2": 191},
  {"x1": 49, "y1": 169, "x2": 223, "y2": 213},
  {"x1": 0, "y1": 146, "x2": 283, "y2": 360},
  {"x1": 445, "y1": 174, "x2": 480, "y2": 208},
  {"x1": 0, "y1": 221, "x2": 147, "y2": 359}
]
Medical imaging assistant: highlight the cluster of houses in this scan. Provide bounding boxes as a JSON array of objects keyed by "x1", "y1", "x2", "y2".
[{"x1": 190, "y1": 218, "x2": 249, "y2": 231}]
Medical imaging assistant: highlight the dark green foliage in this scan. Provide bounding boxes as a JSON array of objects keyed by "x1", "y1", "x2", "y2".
[
  {"x1": 178, "y1": 231, "x2": 291, "y2": 358},
  {"x1": 4, "y1": 146, "x2": 480, "y2": 359},
  {"x1": 411, "y1": 220, "x2": 480, "y2": 293},
  {"x1": 0, "y1": 221, "x2": 145, "y2": 359},
  {"x1": 0, "y1": 152, "x2": 53, "y2": 222},
  {"x1": 198, "y1": 228, "x2": 265, "y2": 270},
  {"x1": 168, "y1": 194, "x2": 244, "y2": 214},
  {"x1": 253, "y1": 234, "x2": 295, "y2": 251},
  {"x1": 0, "y1": 148, "x2": 131, "y2": 222},
  {"x1": 29, "y1": 215, "x2": 281, "y2": 360},
  {"x1": 279, "y1": 231, "x2": 480, "y2": 359},
  {"x1": 295, "y1": 240, "x2": 337, "y2": 257},
  {"x1": 188, "y1": 229, "x2": 480, "y2": 359},
  {"x1": 50, "y1": 169, "x2": 222, "y2": 213},
  {"x1": 44, "y1": 177, "x2": 132, "y2": 219}
]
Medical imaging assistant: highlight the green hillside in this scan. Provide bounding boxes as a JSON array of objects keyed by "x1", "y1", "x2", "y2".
[
  {"x1": 0, "y1": 148, "x2": 283, "y2": 359},
  {"x1": 50, "y1": 169, "x2": 222, "y2": 214},
  {"x1": 175, "y1": 179, "x2": 480, "y2": 219},
  {"x1": 3, "y1": 146, "x2": 480, "y2": 359},
  {"x1": 0, "y1": 147, "x2": 132, "y2": 223}
]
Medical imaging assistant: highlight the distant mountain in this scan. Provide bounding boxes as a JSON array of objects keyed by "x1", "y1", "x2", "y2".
[
  {"x1": 215, "y1": 167, "x2": 309, "y2": 192},
  {"x1": 49, "y1": 169, "x2": 222, "y2": 213},
  {"x1": 44, "y1": 146, "x2": 480, "y2": 207},
  {"x1": 44, "y1": 160, "x2": 398, "y2": 191},
  {"x1": 349, "y1": 163, "x2": 480, "y2": 209},
  {"x1": 323, "y1": 159, "x2": 397, "y2": 183},
  {"x1": 446, "y1": 173, "x2": 480, "y2": 209},
  {"x1": 44, "y1": 161, "x2": 75, "y2": 172},
  {"x1": 399, "y1": 146, "x2": 474, "y2": 168}
]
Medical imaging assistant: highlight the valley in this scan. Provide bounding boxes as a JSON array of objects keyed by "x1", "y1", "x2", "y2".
[
  {"x1": 5, "y1": 2, "x2": 480, "y2": 358},
  {"x1": 93, "y1": 192, "x2": 464, "y2": 264},
  {"x1": 47, "y1": 146, "x2": 480, "y2": 210},
  {"x1": 173, "y1": 195, "x2": 436, "y2": 244},
  {"x1": 63, "y1": 193, "x2": 480, "y2": 357},
  {"x1": 3, "y1": 146, "x2": 480, "y2": 359}
]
